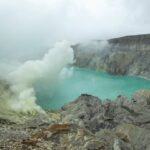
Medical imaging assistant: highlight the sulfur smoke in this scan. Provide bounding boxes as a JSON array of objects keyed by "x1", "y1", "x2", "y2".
[{"x1": 1, "y1": 41, "x2": 74, "y2": 113}]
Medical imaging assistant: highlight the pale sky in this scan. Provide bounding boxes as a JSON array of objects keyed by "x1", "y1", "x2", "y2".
[{"x1": 0, "y1": 0, "x2": 150, "y2": 60}]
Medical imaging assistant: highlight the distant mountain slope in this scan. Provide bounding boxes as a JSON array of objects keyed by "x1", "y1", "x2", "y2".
[{"x1": 73, "y1": 34, "x2": 150, "y2": 79}]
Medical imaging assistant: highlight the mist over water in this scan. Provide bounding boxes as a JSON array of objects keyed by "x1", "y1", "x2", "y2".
[
  {"x1": 0, "y1": 40, "x2": 150, "y2": 112},
  {"x1": 0, "y1": 40, "x2": 150, "y2": 113},
  {"x1": 0, "y1": 0, "x2": 150, "y2": 114},
  {"x1": 0, "y1": 41, "x2": 74, "y2": 112},
  {"x1": 36, "y1": 67, "x2": 150, "y2": 110}
]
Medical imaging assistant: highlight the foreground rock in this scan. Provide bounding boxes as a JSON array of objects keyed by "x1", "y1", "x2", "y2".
[
  {"x1": 0, "y1": 90, "x2": 150, "y2": 149},
  {"x1": 73, "y1": 34, "x2": 150, "y2": 79}
]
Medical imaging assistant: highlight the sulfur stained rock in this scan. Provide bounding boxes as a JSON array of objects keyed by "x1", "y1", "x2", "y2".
[{"x1": 1, "y1": 90, "x2": 150, "y2": 149}]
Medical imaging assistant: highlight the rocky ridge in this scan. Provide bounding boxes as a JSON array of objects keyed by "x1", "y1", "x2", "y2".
[{"x1": 0, "y1": 89, "x2": 150, "y2": 150}]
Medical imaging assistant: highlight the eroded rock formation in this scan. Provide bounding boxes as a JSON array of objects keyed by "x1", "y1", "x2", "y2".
[{"x1": 73, "y1": 34, "x2": 150, "y2": 79}]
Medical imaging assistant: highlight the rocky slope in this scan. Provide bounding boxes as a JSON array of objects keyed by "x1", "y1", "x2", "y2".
[
  {"x1": 0, "y1": 90, "x2": 150, "y2": 150},
  {"x1": 73, "y1": 34, "x2": 150, "y2": 79}
]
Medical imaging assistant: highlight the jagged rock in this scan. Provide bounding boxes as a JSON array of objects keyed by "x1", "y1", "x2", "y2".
[
  {"x1": 22, "y1": 123, "x2": 103, "y2": 150},
  {"x1": 1, "y1": 90, "x2": 150, "y2": 149},
  {"x1": 23, "y1": 114, "x2": 53, "y2": 129},
  {"x1": 61, "y1": 91, "x2": 150, "y2": 133},
  {"x1": 61, "y1": 94, "x2": 127, "y2": 132},
  {"x1": 133, "y1": 89, "x2": 150, "y2": 106},
  {"x1": 115, "y1": 124, "x2": 150, "y2": 150}
]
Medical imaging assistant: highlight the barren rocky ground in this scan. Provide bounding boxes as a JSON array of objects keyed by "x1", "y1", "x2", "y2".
[{"x1": 0, "y1": 89, "x2": 150, "y2": 150}]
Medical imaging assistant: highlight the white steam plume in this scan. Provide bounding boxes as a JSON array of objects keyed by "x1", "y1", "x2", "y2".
[{"x1": 5, "y1": 41, "x2": 74, "y2": 113}]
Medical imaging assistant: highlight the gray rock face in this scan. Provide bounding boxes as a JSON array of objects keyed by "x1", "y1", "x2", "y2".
[
  {"x1": 115, "y1": 123, "x2": 150, "y2": 150},
  {"x1": 73, "y1": 34, "x2": 150, "y2": 79},
  {"x1": 61, "y1": 94, "x2": 118, "y2": 133},
  {"x1": 0, "y1": 90, "x2": 150, "y2": 149},
  {"x1": 59, "y1": 91, "x2": 150, "y2": 149},
  {"x1": 61, "y1": 93, "x2": 150, "y2": 132}
]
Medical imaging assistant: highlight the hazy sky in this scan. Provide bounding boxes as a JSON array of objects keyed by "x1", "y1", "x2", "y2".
[{"x1": 0, "y1": 0, "x2": 150, "y2": 60}]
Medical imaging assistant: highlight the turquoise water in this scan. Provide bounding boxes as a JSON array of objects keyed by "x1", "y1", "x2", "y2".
[{"x1": 36, "y1": 67, "x2": 150, "y2": 110}]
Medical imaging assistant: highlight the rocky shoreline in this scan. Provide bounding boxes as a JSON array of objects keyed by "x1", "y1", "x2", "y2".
[{"x1": 0, "y1": 89, "x2": 150, "y2": 150}]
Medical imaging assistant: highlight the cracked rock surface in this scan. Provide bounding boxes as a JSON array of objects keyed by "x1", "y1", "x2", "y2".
[{"x1": 0, "y1": 90, "x2": 150, "y2": 150}]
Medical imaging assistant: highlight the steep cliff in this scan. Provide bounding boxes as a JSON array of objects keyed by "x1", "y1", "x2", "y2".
[{"x1": 73, "y1": 34, "x2": 150, "y2": 79}]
